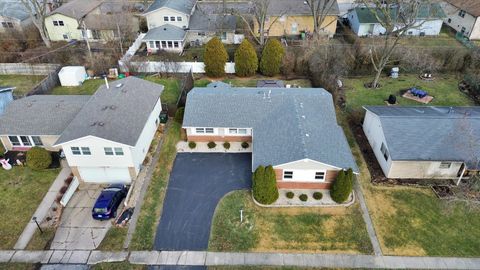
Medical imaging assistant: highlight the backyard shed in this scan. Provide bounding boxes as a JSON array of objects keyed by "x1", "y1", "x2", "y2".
[{"x1": 59, "y1": 66, "x2": 87, "y2": 86}]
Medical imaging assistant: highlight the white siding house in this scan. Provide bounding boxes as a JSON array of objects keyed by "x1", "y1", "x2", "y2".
[
  {"x1": 348, "y1": 4, "x2": 446, "y2": 37},
  {"x1": 363, "y1": 106, "x2": 480, "y2": 183},
  {"x1": 442, "y1": 0, "x2": 480, "y2": 40}
]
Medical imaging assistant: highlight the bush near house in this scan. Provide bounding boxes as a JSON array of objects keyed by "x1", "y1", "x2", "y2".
[
  {"x1": 331, "y1": 168, "x2": 354, "y2": 203},
  {"x1": 313, "y1": 192, "x2": 323, "y2": 200},
  {"x1": 223, "y1": 142, "x2": 231, "y2": 149},
  {"x1": 207, "y1": 142, "x2": 217, "y2": 149},
  {"x1": 234, "y1": 39, "x2": 258, "y2": 77},
  {"x1": 188, "y1": 141, "x2": 196, "y2": 149},
  {"x1": 260, "y1": 39, "x2": 285, "y2": 76},
  {"x1": 252, "y1": 165, "x2": 279, "y2": 205},
  {"x1": 175, "y1": 107, "x2": 184, "y2": 123},
  {"x1": 286, "y1": 191, "x2": 294, "y2": 199},
  {"x1": 26, "y1": 147, "x2": 52, "y2": 170},
  {"x1": 204, "y1": 37, "x2": 228, "y2": 77},
  {"x1": 241, "y1": 142, "x2": 249, "y2": 149},
  {"x1": 299, "y1": 194, "x2": 308, "y2": 202}
]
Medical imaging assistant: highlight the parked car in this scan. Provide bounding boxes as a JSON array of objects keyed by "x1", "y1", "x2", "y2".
[{"x1": 92, "y1": 184, "x2": 128, "y2": 220}]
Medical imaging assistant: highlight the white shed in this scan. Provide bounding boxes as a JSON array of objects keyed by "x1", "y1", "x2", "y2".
[{"x1": 59, "y1": 66, "x2": 87, "y2": 86}]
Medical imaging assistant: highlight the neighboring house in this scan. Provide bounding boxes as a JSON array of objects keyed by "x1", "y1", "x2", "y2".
[
  {"x1": 45, "y1": 0, "x2": 138, "y2": 42},
  {"x1": 183, "y1": 87, "x2": 358, "y2": 190},
  {"x1": 143, "y1": 0, "x2": 195, "y2": 29},
  {"x1": 0, "y1": 0, "x2": 32, "y2": 32},
  {"x1": 0, "y1": 95, "x2": 90, "y2": 152},
  {"x1": 0, "y1": 86, "x2": 14, "y2": 115},
  {"x1": 347, "y1": 4, "x2": 445, "y2": 36},
  {"x1": 253, "y1": 0, "x2": 339, "y2": 38},
  {"x1": 143, "y1": 24, "x2": 187, "y2": 52},
  {"x1": 363, "y1": 106, "x2": 480, "y2": 184},
  {"x1": 442, "y1": 0, "x2": 480, "y2": 40},
  {"x1": 0, "y1": 77, "x2": 164, "y2": 184}
]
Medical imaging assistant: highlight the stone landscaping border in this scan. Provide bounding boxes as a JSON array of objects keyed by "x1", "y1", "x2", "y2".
[{"x1": 252, "y1": 190, "x2": 355, "y2": 208}]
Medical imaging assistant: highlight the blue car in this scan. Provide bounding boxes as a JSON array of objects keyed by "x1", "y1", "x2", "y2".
[{"x1": 92, "y1": 184, "x2": 128, "y2": 220}]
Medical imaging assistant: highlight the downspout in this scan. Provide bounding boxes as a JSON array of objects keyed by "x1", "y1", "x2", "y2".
[{"x1": 456, "y1": 163, "x2": 466, "y2": 186}]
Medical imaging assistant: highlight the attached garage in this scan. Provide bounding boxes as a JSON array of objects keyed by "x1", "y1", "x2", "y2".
[{"x1": 78, "y1": 167, "x2": 131, "y2": 183}]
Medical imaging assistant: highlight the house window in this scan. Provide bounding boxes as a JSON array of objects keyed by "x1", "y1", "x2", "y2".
[
  {"x1": 407, "y1": 31, "x2": 413, "y2": 35},
  {"x1": 228, "y1": 128, "x2": 248, "y2": 135},
  {"x1": 291, "y1": 23, "x2": 298, "y2": 34},
  {"x1": 8, "y1": 136, "x2": 20, "y2": 146},
  {"x1": 1, "y1": 22, "x2": 13, "y2": 28},
  {"x1": 205, "y1": 128, "x2": 214, "y2": 134},
  {"x1": 167, "y1": 41, "x2": 173, "y2": 48},
  {"x1": 31, "y1": 136, "x2": 43, "y2": 146},
  {"x1": 177, "y1": 16, "x2": 182, "y2": 21},
  {"x1": 315, "y1": 171, "x2": 325, "y2": 181},
  {"x1": 20, "y1": 136, "x2": 32, "y2": 146},
  {"x1": 53, "y1": 20, "x2": 64, "y2": 26},
  {"x1": 195, "y1": 128, "x2": 214, "y2": 134},
  {"x1": 161, "y1": 41, "x2": 167, "y2": 48},
  {"x1": 283, "y1": 171, "x2": 293, "y2": 180},
  {"x1": 173, "y1": 41, "x2": 179, "y2": 48},
  {"x1": 71, "y1": 147, "x2": 81, "y2": 155},
  {"x1": 447, "y1": 18, "x2": 452, "y2": 23},
  {"x1": 459, "y1": 10, "x2": 466, "y2": 18},
  {"x1": 62, "y1": 34, "x2": 68, "y2": 40},
  {"x1": 114, "y1": 147, "x2": 124, "y2": 156},
  {"x1": 164, "y1": 16, "x2": 169, "y2": 21},
  {"x1": 229, "y1": 128, "x2": 237, "y2": 134},
  {"x1": 380, "y1": 142, "x2": 389, "y2": 161},
  {"x1": 439, "y1": 162, "x2": 452, "y2": 169},
  {"x1": 195, "y1": 128, "x2": 205, "y2": 134},
  {"x1": 80, "y1": 147, "x2": 91, "y2": 155},
  {"x1": 149, "y1": 41, "x2": 155, "y2": 48},
  {"x1": 104, "y1": 147, "x2": 114, "y2": 155},
  {"x1": 461, "y1": 27, "x2": 466, "y2": 34},
  {"x1": 221, "y1": 32, "x2": 227, "y2": 40},
  {"x1": 155, "y1": 41, "x2": 160, "y2": 48},
  {"x1": 198, "y1": 32, "x2": 205, "y2": 36},
  {"x1": 170, "y1": 16, "x2": 176, "y2": 21}
]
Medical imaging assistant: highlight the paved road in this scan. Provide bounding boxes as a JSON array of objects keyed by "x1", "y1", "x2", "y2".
[{"x1": 153, "y1": 153, "x2": 252, "y2": 251}]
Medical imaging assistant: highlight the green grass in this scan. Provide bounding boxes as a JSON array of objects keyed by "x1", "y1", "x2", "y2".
[
  {"x1": 129, "y1": 121, "x2": 181, "y2": 250},
  {"x1": 344, "y1": 74, "x2": 474, "y2": 114},
  {"x1": 91, "y1": 262, "x2": 145, "y2": 270},
  {"x1": 0, "y1": 263, "x2": 40, "y2": 270},
  {"x1": 0, "y1": 167, "x2": 59, "y2": 249},
  {"x1": 194, "y1": 79, "x2": 212, "y2": 87},
  {"x1": 97, "y1": 227, "x2": 128, "y2": 251},
  {"x1": 209, "y1": 191, "x2": 373, "y2": 254},
  {"x1": 0, "y1": 75, "x2": 45, "y2": 96},
  {"x1": 50, "y1": 79, "x2": 105, "y2": 95},
  {"x1": 143, "y1": 76, "x2": 181, "y2": 105},
  {"x1": 26, "y1": 227, "x2": 55, "y2": 250}
]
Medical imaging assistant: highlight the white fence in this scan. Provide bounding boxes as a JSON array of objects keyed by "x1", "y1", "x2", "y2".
[
  {"x1": 60, "y1": 177, "x2": 79, "y2": 207},
  {"x1": 126, "y1": 61, "x2": 235, "y2": 74}
]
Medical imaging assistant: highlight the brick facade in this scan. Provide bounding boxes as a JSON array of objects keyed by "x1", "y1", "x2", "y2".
[
  {"x1": 274, "y1": 168, "x2": 339, "y2": 190},
  {"x1": 187, "y1": 135, "x2": 252, "y2": 142}
]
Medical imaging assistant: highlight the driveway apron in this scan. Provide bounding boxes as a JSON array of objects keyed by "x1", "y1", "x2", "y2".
[{"x1": 154, "y1": 153, "x2": 252, "y2": 251}]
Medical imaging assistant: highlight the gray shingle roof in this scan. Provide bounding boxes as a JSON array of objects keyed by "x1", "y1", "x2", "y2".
[
  {"x1": 267, "y1": 0, "x2": 339, "y2": 16},
  {"x1": 0, "y1": 95, "x2": 90, "y2": 136},
  {"x1": 144, "y1": 0, "x2": 196, "y2": 15},
  {"x1": 364, "y1": 106, "x2": 480, "y2": 169},
  {"x1": 184, "y1": 87, "x2": 358, "y2": 172},
  {"x1": 0, "y1": 0, "x2": 30, "y2": 21},
  {"x1": 353, "y1": 3, "x2": 445, "y2": 24},
  {"x1": 49, "y1": 0, "x2": 102, "y2": 20},
  {"x1": 189, "y1": 10, "x2": 237, "y2": 32},
  {"x1": 143, "y1": 24, "x2": 186, "y2": 41},
  {"x1": 55, "y1": 76, "x2": 163, "y2": 146}
]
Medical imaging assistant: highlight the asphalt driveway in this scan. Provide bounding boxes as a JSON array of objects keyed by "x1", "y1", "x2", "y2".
[{"x1": 153, "y1": 153, "x2": 252, "y2": 251}]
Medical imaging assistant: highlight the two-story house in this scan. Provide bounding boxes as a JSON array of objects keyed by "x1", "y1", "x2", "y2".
[
  {"x1": 0, "y1": 77, "x2": 164, "y2": 184},
  {"x1": 0, "y1": 0, "x2": 32, "y2": 33},
  {"x1": 442, "y1": 0, "x2": 480, "y2": 40}
]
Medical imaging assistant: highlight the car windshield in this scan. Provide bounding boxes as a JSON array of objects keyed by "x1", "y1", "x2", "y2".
[
  {"x1": 93, "y1": 207, "x2": 108, "y2": 214},
  {"x1": 104, "y1": 188, "x2": 121, "y2": 192}
]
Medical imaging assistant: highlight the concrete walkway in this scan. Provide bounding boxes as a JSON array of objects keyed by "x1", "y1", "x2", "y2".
[
  {"x1": 1, "y1": 250, "x2": 480, "y2": 269},
  {"x1": 14, "y1": 165, "x2": 72, "y2": 250},
  {"x1": 354, "y1": 179, "x2": 383, "y2": 256}
]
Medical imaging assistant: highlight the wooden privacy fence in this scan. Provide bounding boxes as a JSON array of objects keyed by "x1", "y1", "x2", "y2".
[{"x1": 0, "y1": 63, "x2": 60, "y2": 75}]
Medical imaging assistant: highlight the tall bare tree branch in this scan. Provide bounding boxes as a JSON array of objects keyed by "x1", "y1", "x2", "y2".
[
  {"x1": 305, "y1": 0, "x2": 337, "y2": 36},
  {"x1": 20, "y1": 0, "x2": 51, "y2": 48}
]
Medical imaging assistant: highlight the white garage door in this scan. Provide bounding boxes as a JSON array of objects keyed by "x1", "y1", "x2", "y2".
[{"x1": 78, "y1": 167, "x2": 131, "y2": 183}]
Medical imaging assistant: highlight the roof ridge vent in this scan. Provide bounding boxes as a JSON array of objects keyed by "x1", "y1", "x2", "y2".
[
  {"x1": 110, "y1": 105, "x2": 117, "y2": 110},
  {"x1": 90, "y1": 122, "x2": 97, "y2": 126},
  {"x1": 98, "y1": 122, "x2": 105, "y2": 127},
  {"x1": 115, "y1": 83, "x2": 123, "y2": 88}
]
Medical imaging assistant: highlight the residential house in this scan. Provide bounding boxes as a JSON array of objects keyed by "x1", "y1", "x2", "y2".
[
  {"x1": 0, "y1": 0, "x2": 32, "y2": 32},
  {"x1": 363, "y1": 106, "x2": 480, "y2": 184},
  {"x1": 442, "y1": 0, "x2": 480, "y2": 40},
  {"x1": 253, "y1": 0, "x2": 340, "y2": 38},
  {"x1": 183, "y1": 87, "x2": 358, "y2": 190},
  {"x1": 45, "y1": 0, "x2": 138, "y2": 42},
  {"x1": 143, "y1": 24, "x2": 187, "y2": 52},
  {"x1": 347, "y1": 4, "x2": 445, "y2": 36},
  {"x1": 0, "y1": 77, "x2": 164, "y2": 184}
]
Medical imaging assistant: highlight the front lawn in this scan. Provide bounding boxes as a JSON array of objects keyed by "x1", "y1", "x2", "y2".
[
  {"x1": 50, "y1": 79, "x2": 105, "y2": 95},
  {"x1": 97, "y1": 227, "x2": 128, "y2": 251},
  {"x1": 129, "y1": 121, "x2": 181, "y2": 250},
  {"x1": 344, "y1": 74, "x2": 475, "y2": 113},
  {"x1": 0, "y1": 75, "x2": 45, "y2": 97},
  {"x1": 0, "y1": 167, "x2": 59, "y2": 249},
  {"x1": 209, "y1": 191, "x2": 373, "y2": 254}
]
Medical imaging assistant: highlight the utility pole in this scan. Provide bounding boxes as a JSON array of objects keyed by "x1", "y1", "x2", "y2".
[
  {"x1": 117, "y1": 21, "x2": 124, "y2": 56},
  {"x1": 82, "y1": 20, "x2": 93, "y2": 61}
]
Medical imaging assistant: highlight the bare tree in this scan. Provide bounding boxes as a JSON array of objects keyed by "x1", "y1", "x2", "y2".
[
  {"x1": 305, "y1": 0, "x2": 337, "y2": 36},
  {"x1": 361, "y1": 0, "x2": 439, "y2": 88},
  {"x1": 20, "y1": 0, "x2": 51, "y2": 48},
  {"x1": 236, "y1": 0, "x2": 285, "y2": 45}
]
